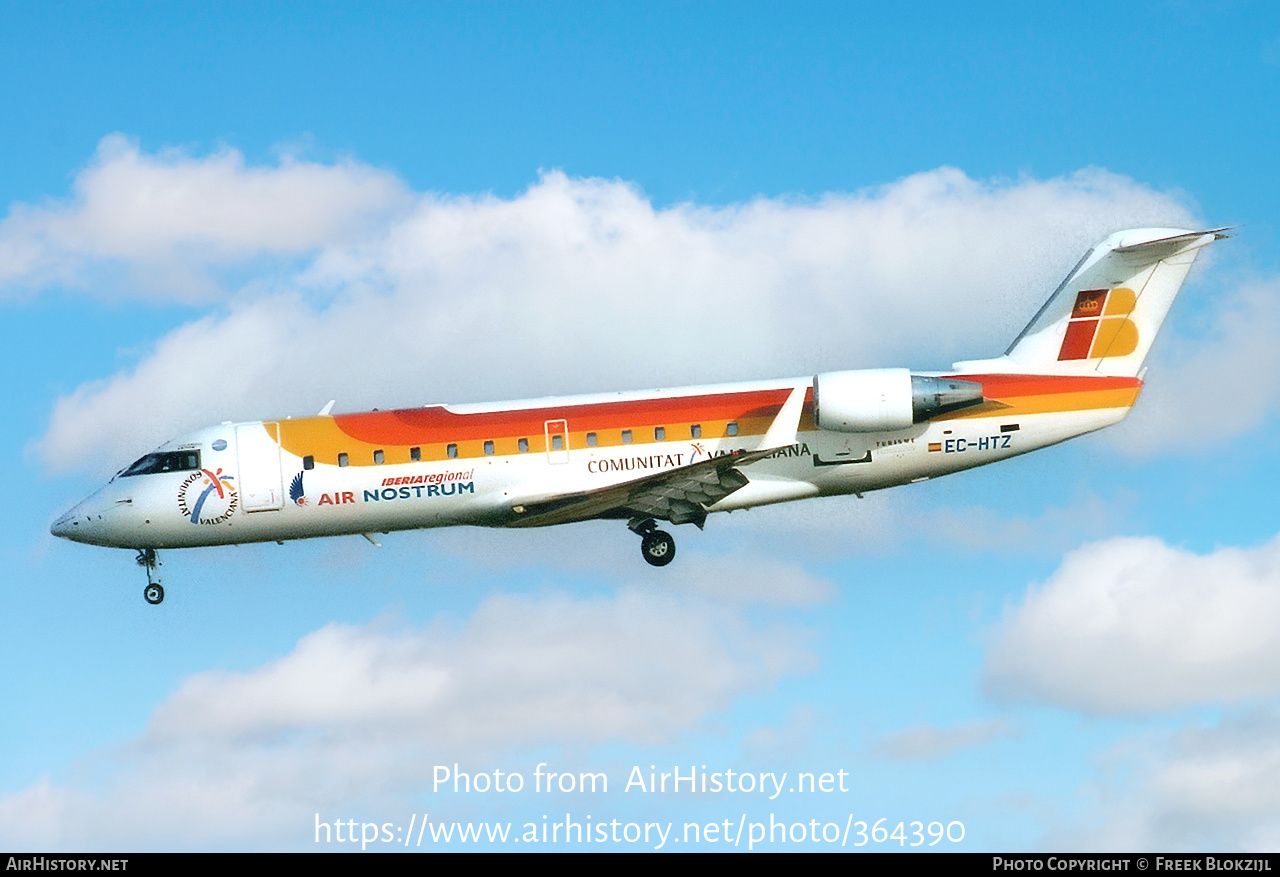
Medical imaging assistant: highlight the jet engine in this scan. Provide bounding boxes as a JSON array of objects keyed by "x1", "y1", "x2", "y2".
[{"x1": 812, "y1": 368, "x2": 984, "y2": 433}]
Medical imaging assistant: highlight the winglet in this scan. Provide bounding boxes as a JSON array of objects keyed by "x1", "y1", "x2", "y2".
[
  {"x1": 318, "y1": 400, "x2": 336, "y2": 416},
  {"x1": 758, "y1": 383, "x2": 808, "y2": 451}
]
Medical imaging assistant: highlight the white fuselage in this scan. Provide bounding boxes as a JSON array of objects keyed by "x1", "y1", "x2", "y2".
[{"x1": 50, "y1": 372, "x2": 1134, "y2": 551}]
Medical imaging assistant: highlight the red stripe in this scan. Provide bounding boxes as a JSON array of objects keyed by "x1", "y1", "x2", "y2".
[
  {"x1": 332, "y1": 387, "x2": 807, "y2": 445},
  {"x1": 947, "y1": 373, "x2": 1143, "y2": 398}
]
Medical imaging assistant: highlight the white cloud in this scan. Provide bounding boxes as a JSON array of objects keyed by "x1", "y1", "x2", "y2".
[
  {"x1": 1109, "y1": 277, "x2": 1280, "y2": 456},
  {"x1": 0, "y1": 134, "x2": 410, "y2": 300},
  {"x1": 984, "y1": 535, "x2": 1280, "y2": 715},
  {"x1": 1049, "y1": 708, "x2": 1280, "y2": 852},
  {"x1": 645, "y1": 550, "x2": 836, "y2": 606},
  {"x1": 0, "y1": 586, "x2": 813, "y2": 850},
  {"x1": 152, "y1": 589, "x2": 809, "y2": 747},
  {"x1": 868, "y1": 719, "x2": 1013, "y2": 761},
  {"x1": 920, "y1": 492, "x2": 1134, "y2": 556},
  {"x1": 21, "y1": 145, "x2": 1197, "y2": 474},
  {"x1": 421, "y1": 521, "x2": 837, "y2": 606}
]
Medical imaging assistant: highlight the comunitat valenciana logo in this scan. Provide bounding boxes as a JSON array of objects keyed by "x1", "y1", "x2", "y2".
[{"x1": 177, "y1": 468, "x2": 238, "y2": 525}]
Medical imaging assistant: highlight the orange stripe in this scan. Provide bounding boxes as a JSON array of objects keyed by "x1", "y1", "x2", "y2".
[
  {"x1": 278, "y1": 387, "x2": 816, "y2": 466},
  {"x1": 331, "y1": 387, "x2": 802, "y2": 445}
]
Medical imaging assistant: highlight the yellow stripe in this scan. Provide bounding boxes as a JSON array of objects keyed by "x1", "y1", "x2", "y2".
[{"x1": 939, "y1": 387, "x2": 1141, "y2": 420}]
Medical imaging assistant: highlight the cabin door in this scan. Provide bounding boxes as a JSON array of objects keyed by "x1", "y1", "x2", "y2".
[
  {"x1": 544, "y1": 419, "x2": 570, "y2": 464},
  {"x1": 236, "y1": 422, "x2": 285, "y2": 512}
]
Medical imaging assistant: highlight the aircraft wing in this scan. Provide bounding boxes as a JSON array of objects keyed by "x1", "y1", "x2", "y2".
[
  {"x1": 506, "y1": 446, "x2": 776, "y2": 528},
  {"x1": 506, "y1": 384, "x2": 807, "y2": 529}
]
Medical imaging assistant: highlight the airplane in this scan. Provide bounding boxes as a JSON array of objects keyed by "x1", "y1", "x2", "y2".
[{"x1": 51, "y1": 227, "x2": 1225, "y2": 604}]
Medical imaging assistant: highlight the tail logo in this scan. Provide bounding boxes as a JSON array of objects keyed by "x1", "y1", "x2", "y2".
[{"x1": 1058, "y1": 288, "x2": 1139, "y2": 361}]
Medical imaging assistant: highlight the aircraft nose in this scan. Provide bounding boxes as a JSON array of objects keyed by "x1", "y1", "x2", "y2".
[
  {"x1": 50, "y1": 506, "x2": 85, "y2": 541},
  {"x1": 50, "y1": 489, "x2": 123, "y2": 545}
]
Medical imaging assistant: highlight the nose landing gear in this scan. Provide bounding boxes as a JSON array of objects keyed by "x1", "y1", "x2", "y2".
[{"x1": 136, "y1": 548, "x2": 164, "y2": 604}]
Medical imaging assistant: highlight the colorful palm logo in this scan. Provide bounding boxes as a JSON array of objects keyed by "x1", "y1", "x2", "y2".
[{"x1": 179, "y1": 468, "x2": 237, "y2": 525}]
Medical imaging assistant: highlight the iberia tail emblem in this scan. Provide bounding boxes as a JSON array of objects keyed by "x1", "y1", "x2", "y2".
[{"x1": 1058, "y1": 287, "x2": 1139, "y2": 361}]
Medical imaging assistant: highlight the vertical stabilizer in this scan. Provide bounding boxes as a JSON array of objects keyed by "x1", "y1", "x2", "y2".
[{"x1": 954, "y1": 228, "x2": 1226, "y2": 377}]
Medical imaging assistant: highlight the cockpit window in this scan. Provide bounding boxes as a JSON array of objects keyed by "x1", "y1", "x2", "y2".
[{"x1": 119, "y1": 450, "x2": 202, "y2": 477}]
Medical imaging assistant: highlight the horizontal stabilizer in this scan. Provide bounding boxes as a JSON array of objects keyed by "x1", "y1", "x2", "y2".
[{"x1": 1113, "y1": 228, "x2": 1230, "y2": 254}]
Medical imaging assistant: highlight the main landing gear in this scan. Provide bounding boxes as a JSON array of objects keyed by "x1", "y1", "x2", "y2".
[
  {"x1": 630, "y1": 518, "x2": 676, "y2": 567},
  {"x1": 136, "y1": 548, "x2": 164, "y2": 604}
]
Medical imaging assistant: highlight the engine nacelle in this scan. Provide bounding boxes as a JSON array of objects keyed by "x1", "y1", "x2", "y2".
[{"x1": 813, "y1": 369, "x2": 984, "y2": 433}]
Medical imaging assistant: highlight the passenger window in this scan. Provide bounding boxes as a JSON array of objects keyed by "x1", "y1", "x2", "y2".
[
  {"x1": 303, "y1": 455, "x2": 315, "y2": 470},
  {"x1": 338, "y1": 453, "x2": 349, "y2": 467},
  {"x1": 374, "y1": 449, "x2": 385, "y2": 464},
  {"x1": 484, "y1": 440, "x2": 495, "y2": 456},
  {"x1": 586, "y1": 432, "x2": 598, "y2": 447},
  {"x1": 622, "y1": 430, "x2": 632, "y2": 444},
  {"x1": 654, "y1": 427, "x2": 665, "y2": 441},
  {"x1": 518, "y1": 438, "x2": 529, "y2": 453},
  {"x1": 726, "y1": 422, "x2": 739, "y2": 436},
  {"x1": 447, "y1": 443, "x2": 458, "y2": 459},
  {"x1": 410, "y1": 447, "x2": 421, "y2": 461},
  {"x1": 690, "y1": 424, "x2": 701, "y2": 439}
]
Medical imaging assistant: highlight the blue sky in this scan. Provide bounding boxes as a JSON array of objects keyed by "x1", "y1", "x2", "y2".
[{"x1": 3, "y1": 1, "x2": 1280, "y2": 852}]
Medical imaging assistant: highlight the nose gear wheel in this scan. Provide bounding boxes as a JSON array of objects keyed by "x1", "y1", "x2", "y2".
[{"x1": 136, "y1": 548, "x2": 164, "y2": 605}]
